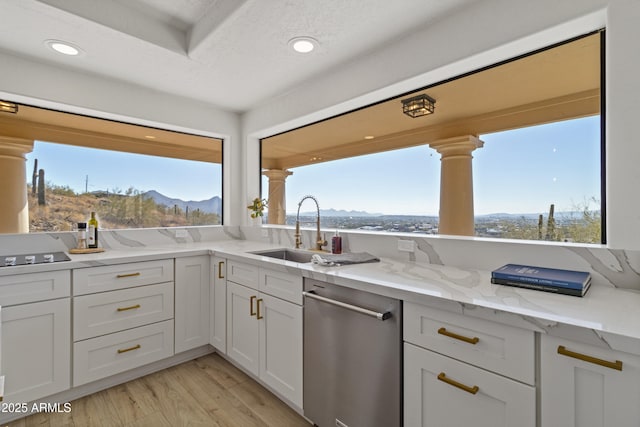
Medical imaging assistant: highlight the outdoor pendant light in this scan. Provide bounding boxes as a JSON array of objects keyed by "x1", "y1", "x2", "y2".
[{"x1": 401, "y1": 94, "x2": 436, "y2": 118}]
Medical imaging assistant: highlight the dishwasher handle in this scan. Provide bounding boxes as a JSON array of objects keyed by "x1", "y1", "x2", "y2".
[{"x1": 303, "y1": 290, "x2": 392, "y2": 321}]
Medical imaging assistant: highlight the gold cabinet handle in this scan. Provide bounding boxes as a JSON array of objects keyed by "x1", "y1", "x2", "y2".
[
  {"x1": 116, "y1": 272, "x2": 141, "y2": 279},
  {"x1": 117, "y1": 344, "x2": 141, "y2": 354},
  {"x1": 557, "y1": 345, "x2": 623, "y2": 371},
  {"x1": 256, "y1": 298, "x2": 264, "y2": 320},
  {"x1": 438, "y1": 327, "x2": 479, "y2": 345},
  {"x1": 218, "y1": 261, "x2": 225, "y2": 279},
  {"x1": 117, "y1": 304, "x2": 141, "y2": 312},
  {"x1": 437, "y1": 372, "x2": 479, "y2": 395},
  {"x1": 250, "y1": 295, "x2": 257, "y2": 316}
]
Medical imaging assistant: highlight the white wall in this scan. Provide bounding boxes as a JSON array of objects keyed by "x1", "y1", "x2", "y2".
[{"x1": 242, "y1": 0, "x2": 640, "y2": 250}]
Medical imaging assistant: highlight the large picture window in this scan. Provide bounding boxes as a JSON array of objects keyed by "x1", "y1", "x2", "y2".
[
  {"x1": 261, "y1": 32, "x2": 603, "y2": 244},
  {"x1": 0, "y1": 104, "x2": 222, "y2": 233}
]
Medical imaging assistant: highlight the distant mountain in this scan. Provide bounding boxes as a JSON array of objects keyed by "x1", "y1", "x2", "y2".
[
  {"x1": 297, "y1": 208, "x2": 383, "y2": 217},
  {"x1": 142, "y1": 190, "x2": 221, "y2": 215}
]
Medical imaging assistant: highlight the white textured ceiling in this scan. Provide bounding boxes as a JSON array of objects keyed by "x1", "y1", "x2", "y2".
[{"x1": 0, "y1": 0, "x2": 474, "y2": 112}]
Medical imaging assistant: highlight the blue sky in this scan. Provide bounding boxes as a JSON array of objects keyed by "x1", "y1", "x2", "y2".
[
  {"x1": 26, "y1": 143, "x2": 222, "y2": 201},
  {"x1": 27, "y1": 116, "x2": 600, "y2": 215}
]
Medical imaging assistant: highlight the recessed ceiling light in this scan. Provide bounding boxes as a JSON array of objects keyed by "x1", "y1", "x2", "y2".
[
  {"x1": 364, "y1": 135, "x2": 375, "y2": 140},
  {"x1": 144, "y1": 135, "x2": 156, "y2": 139},
  {"x1": 45, "y1": 40, "x2": 82, "y2": 56},
  {"x1": 289, "y1": 37, "x2": 318, "y2": 54}
]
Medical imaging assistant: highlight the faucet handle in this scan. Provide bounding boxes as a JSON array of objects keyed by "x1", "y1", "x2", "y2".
[{"x1": 317, "y1": 233, "x2": 328, "y2": 250}]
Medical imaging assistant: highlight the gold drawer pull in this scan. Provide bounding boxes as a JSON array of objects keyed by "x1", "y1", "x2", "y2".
[
  {"x1": 437, "y1": 372, "x2": 479, "y2": 395},
  {"x1": 250, "y1": 295, "x2": 257, "y2": 316},
  {"x1": 117, "y1": 344, "x2": 141, "y2": 354},
  {"x1": 116, "y1": 272, "x2": 141, "y2": 279},
  {"x1": 438, "y1": 327, "x2": 479, "y2": 345},
  {"x1": 256, "y1": 298, "x2": 264, "y2": 320},
  {"x1": 218, "y1": 261, "x2": 225, "y2": 279},
  {"x1": 117, "y1": 304, "x2": 141, "y2": 312},
  {"x1": 557, "y1": 345, "x2": 623, "y2": 371}
]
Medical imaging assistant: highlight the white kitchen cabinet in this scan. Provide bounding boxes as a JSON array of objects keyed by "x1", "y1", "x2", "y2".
[
  {"x1": 259, "y1": 292, "x2": 303, "y2": 408},
  {"x1": 72, "y1": 259, "x2": 176, "y2": 387},
  {"x1": 226, "y1": 281, "x2": 260, "y2": 374},
  {"x1": 1, "y1": 298, "x2": 71, "y2": 404},
  {"x1": 541, "y1": 334, "x2": 640, "y2": 427},
  {"x1": 404, "y1": 300, "x2": 535, "y2": 426},
  {"x1": 73, "y1": 259, "x2": 173, "y2": 295},
  {"x1": 175, "y1": 255, "x2": 210, "y2": 353},
  {"x1": 404, "y1": 301, "x2": 535, "y2": 384},
  {"x1": 74, "y1": 319, "x2": 174, "y2": 386},
  {"x1": 226, "y1": 262, "x2": 303, "y2": 408},
  {"x1": 210, "y1": 256, "x2": 227, "y2": 353},
  {"x1": 404, "y1": 342, "x2": 535, "y2": 427}
]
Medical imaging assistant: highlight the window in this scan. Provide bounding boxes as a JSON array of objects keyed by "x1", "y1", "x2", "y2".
[
  {"x1": 261, "y1": 32, "x2": 603, "y2": 244},
  {"x1": 0, "y1": 104, "x2": 222, "y2": 233}
]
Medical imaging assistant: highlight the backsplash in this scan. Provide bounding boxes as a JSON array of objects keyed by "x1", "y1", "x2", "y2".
[
  {"x1": 2, "y1": 225, "x2": 640, "y2": 292},
  {"x1": 245, "y1": 225, "x2": 640, "y2": 292}
]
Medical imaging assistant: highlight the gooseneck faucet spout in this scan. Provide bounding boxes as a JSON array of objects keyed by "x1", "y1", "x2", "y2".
[{"x1": 295, "y1": 195, "x2": 327, "y2": 251}]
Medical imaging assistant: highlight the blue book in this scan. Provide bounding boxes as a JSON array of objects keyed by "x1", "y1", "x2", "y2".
[{"x1": 491, "y1": 264, "x2": 591, "y2": 290}]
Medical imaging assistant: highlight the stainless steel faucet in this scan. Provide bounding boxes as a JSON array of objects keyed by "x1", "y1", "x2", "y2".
[{"x1": 295, "y1": 195, "x2": 327, "y2": 251}]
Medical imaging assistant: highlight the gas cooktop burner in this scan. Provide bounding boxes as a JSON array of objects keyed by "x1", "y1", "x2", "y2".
[{"x1": 1, "y1": 251, "x2": 71, "y2": 267}]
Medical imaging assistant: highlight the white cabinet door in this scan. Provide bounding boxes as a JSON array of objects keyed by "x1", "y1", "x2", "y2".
[
  {"x1": 404, "y1": 342, "x2": 535, "y2": 427},
  {"x1": 210, "y1": 256, "x2": 227, "y2": 353},
  {"x1": 259, "y1": 293, "x2": 303, "y2": 408},
  {"x1": 1, "y1": 298, "x2": 71, "y2": 404},
  {"x1": 226, "y1": 281, "x2": 259, "y2": 376},
  {"x1": 541, "y1": 334, "x2": 640, "y2": 427},
  {"x1": 174, "y1": 256, "x2": 210, "y2": 353}
]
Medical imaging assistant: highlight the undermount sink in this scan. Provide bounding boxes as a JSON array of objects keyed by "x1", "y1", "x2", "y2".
[{"x1": 251, "y1": 248, "x2": 315, "y2": 263}]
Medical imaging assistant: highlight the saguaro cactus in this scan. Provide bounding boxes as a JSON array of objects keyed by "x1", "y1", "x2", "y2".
[
  {"x1": 38, "y1": 168, "x2": 46, "y2": 206},
  {"x1": 32, "y1": 159, "x2": 38, "y2": 195},
  {"x1": 545, "y1": 204, "x2": 555, "y2": 240}
]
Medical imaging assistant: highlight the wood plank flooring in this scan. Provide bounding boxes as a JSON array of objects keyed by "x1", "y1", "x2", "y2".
[{"x1": 7, "y1": 354, "x2": 310, "y2": 427}]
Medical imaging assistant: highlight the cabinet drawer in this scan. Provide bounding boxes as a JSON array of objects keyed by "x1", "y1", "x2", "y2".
[
  {"x1": 404, "y1": 342, "x2": 535, "y2": 427},
  {"x1": 259, "y1": 268, "x2": 303, "y2": 305},
  {"x1": 73, "y1": 259, "x2": 174, "y2": 295},
  {"x1": 0, "y1": 270, "x2": 70, "y2": 306},
  {"x1": 73, "y1": 320, "x2": 174, "y2": 386},
  {"x1": 74, "y1": 282, "x2": 174, "y2": 341},
  {"x1": 227, "y1": 260, "x2": 259, "y2": 289},
  {"x1": 404, "y1": 301, "x2": 535, "y2": 384}
]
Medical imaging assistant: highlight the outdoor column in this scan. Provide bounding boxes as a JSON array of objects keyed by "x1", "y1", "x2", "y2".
[
  {"x1": 0, "y1": 137, "x2": 34, "y2": 233},
  {"x1": 429, "y1": 135, "x2": 483, "y2": 236},
  {"x1": 262, "y1": 169, "x2": 293, "y2": 224}
]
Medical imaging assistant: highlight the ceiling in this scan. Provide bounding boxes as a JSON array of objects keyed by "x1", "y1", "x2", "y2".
[
  {"x1": 0, "y1": 0, "x2": 475, "y2": 112},
  {"x1": 262, "y1": 33, "x2": 601, "y2": 169}
]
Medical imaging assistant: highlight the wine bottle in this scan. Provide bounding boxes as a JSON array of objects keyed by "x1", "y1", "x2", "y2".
[{"x1": 88, "y1": 211, "x2": 99, "y2": 248}]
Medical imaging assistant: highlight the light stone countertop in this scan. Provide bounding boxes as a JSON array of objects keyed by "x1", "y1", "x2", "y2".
[{"x1": 2, "y1": 239, "x2": 639, "y2": 347}]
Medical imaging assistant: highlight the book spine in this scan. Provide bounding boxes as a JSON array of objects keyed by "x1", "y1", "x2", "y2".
[
  {"x1": 491, "y1": 278, "x2": 585, "y2": 297},
  {"x1": 491, "y1": 272, "x2": 585, "y2": 290}
]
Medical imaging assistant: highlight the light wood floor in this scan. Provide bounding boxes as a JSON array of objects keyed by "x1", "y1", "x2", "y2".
[{"x1": 8, "y1": 353, "x2": 310, "y2": 427}]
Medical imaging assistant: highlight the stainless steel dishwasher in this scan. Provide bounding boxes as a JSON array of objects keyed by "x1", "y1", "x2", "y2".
[{"x1": 303, "y1": 278, "x2": 402, "y2": 427}]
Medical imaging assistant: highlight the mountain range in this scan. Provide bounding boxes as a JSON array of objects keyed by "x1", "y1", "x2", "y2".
[{"x1": 143, "y1": 190, "x2": 221, "y2": 215}]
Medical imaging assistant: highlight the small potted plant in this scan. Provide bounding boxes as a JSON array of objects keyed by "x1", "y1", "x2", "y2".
[{"x1": 247, "y1": 197, "x2": 268, "y2": 224}]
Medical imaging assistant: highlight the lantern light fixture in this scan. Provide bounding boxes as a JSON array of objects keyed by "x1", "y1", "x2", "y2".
[{"x1": 401, "y1": 94, "x2": 436, "y2": 118}]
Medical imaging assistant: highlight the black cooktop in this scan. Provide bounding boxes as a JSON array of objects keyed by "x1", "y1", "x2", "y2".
[{"x1": 1, "y1": 251, "x2": 71, "y2": 267}]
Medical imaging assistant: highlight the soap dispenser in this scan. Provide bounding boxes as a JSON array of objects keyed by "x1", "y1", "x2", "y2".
[{"x1": 331, "y1": 230, "x2": 342, "y2": 254}]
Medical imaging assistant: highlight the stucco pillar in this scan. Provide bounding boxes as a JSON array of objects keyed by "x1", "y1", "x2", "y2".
[
  {"x1": 262, "y1": 169, "x2": 293, "y2": 224},
  {"x1": 429, "y1": 135, "x2": 483, "y2": 236},
  {"x1": 0, "y1": 137, "x2": 34, "y2": 234}
]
